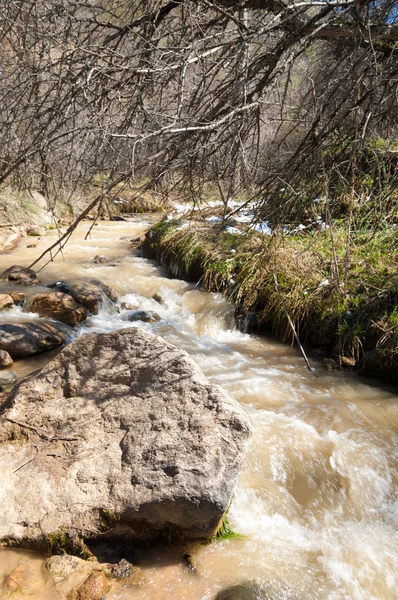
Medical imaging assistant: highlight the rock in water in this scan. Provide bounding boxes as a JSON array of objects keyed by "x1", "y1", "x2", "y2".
[
  {"x1": 0, "y1": 294, "x2": 14, "y2": 310},
  {"x1": 0, "y1": 321, "x2": 67, "y2": 359},
  {"x1": 2, "y1": 563, "x2": 28, "y2": 591},
  {"x1": 0, "y1": 350, "x2": 14, "y2": 369},
  {"x1": 48, "y1": 279, "x2": 119, "y2": 314},
  {"x1": 0, "y1": 265, "x2": 38, "y2": 285},
  {"x1": 27, "y1": 226, "x2": 46, "y2": 237},
  {"x1": 68, "y1": 281, "x2": 118, "y2": 314},
  {"x1": 126, "y1": 310, "x2": 161, "y2": 323},
  {"x1": 0, "y1": 328, "x2": 250, "y2": 549},
  {"x1": 27, "y1": 292, "x2": 88, "y2": 326},
  {"x1": 70, "y1": 570, "x2": 109, "y2": 600}
]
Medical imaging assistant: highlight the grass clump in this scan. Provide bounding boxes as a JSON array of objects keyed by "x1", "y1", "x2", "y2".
[
  {"x1": 211, "y1": 514, "x2": 244, "y2": 543},
  {"x1": 143, "y1": 218, "x2": 398, "y2": 382}
]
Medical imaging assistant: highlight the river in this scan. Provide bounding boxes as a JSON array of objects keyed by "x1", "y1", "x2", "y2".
[{"x1": 0, "y1": 218, "x2": 397, "y2": 600}]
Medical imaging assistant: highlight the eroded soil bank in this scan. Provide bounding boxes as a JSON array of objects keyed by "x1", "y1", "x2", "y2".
[{"x1": 0, "y1": 218, "x2": 398, "y2": 600}]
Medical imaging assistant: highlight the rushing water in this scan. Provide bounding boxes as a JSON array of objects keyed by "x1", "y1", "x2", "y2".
[{"x1": 1, "y1": 219, "x2": 397, "y2": 600}]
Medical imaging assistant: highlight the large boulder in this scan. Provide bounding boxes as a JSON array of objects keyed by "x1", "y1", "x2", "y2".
[
  {"x1": 0, "y1": 265, "x2": 38, "y2": 285},
  {"x1": 0, "y1": 328, "x2": 250, "y2": 550},
  {"x1": 0, "y1": 321, "x2": 67, "y2": 359},
  {"x1": 27, "y1": 292, "x2": 88, "y2": 326}
]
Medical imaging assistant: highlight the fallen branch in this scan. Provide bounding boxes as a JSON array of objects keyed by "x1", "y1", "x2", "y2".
[{"x1": 272, "y1": 272, "x2": 317, "y2": 376}]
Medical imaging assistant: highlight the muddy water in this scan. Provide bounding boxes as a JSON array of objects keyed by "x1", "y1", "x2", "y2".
[{"x1": 1, "y1": 219, "x2": 397, "y2": 600}]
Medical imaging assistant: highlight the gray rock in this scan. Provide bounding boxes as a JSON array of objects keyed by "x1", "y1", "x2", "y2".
[
  {"x1": 0, "y1": 321, "x2": 67, "y2": 359},
  {"x1": 46, "y1": 554, "x2": 80, "y2": 578},
  {"x1": 0, "y1": 294, "x2": 14, "y2": 310},
  {"x1": 27, "y1": 292, "x2": 88, "y2": 326},
  {"x1": 0, "y1": 328, "x2": 250, "y2": 550},
  {"x1": 0, "y1": 350, "x2": 13, "y2": 369},
  {"x1": 0, "y1": 265, "x2": 38, "y2": 285},
  {"x1": 110, "y1": 559, "x2": 132, "y2": 580}
]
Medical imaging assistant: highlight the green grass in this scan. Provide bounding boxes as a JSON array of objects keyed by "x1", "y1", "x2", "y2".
[
  {"x1": 143, "y1": 219, "x2": 398, "y2": 381},
  {"x1": 211, "y1": 515, "x2": 244, "y2": 543}
]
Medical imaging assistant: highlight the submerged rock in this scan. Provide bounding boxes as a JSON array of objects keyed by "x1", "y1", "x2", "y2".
[
  {"x1": 27, "y1": 292, "x2": 88, "y2": 326},
  {"x1": 91, "y1": 255, "x2": 107, "y2": 264},
  {"x1": 0, "y1": 328, "x2": 250, "y2": 550},
  {"x1": 0, "y1": 265, "x2": 38, "y2": 285},
  {"x1": 0, "y1": 321, "x2": 67, "y2": 359},
  {"x1": 2, "y1": 563, "x2": 28, "y2": 592},
  {"x1": 215, "y1": 581, "x2": 302, "y2": 600}
]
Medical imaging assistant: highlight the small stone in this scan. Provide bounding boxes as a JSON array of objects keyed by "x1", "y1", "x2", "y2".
[
  {"x1": 0, "y1": 369, "x2": 17, "y2": 388},
  {"x1": 70, "y1": 570, "x2": 109, "y2": 600},
  {"x1": 2, "y1": 563, "x2": 27, "y2": 591},
  {"x1": 323, "y1": 358, "x2": 339, "y2": 371},
  {"x1": 92, "y1": 255, "x2": 107, "y2": 264},
  {"x1": 46, "y1": 554, "x2": 80, "y2": 578},
  {"x1": 0, "y1": 350, "x2": 13, "y2": 369},
  {"x1": 126, "y1": 310, "x2": 161, "y2": 323},
  {"x1": 110, "y1": 559, "x2": 131, "y2": 579},
  {"x1": 0, "y1": 294, "x2": 14, "y2": 310},
  {"x1": 183, "y1": 553, "x2": 196, "y2": 573},
  {"x1": 27, "y1": 243, "x2": 37, "y2": 248},
  {"x1": 152, "y1": 292, "x2": 163, "y2": 304},
  {"x1": 27, "y1": 226, "x2": 46, "y2": 236}
]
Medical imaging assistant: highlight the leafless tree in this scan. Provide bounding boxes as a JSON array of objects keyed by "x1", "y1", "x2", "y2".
[{"x1": 0, "y1": 0, "x2": 396, "y2": 220}]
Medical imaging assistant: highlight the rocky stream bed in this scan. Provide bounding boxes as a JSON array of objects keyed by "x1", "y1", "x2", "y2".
[{"x1": 0, "y1": 217, "x2": 397, "y2": 600}]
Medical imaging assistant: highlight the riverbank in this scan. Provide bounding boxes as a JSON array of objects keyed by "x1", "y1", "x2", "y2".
[
  {"x1": 142, "y1": 218, "x2": 398, "y2": 384},
  {"x1": 0, "y1": 184, "x2": 168, "y2": 253}
]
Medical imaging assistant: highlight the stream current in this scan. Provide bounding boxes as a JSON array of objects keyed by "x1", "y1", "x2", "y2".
[{"x1": 0, "y1": 218, "x2": 397, "y2": 600}]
